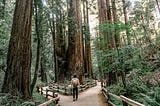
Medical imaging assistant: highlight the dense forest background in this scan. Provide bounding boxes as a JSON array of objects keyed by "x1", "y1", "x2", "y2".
[{"x1": 0, "y1": 0, "x2": 160, "y2": 105}]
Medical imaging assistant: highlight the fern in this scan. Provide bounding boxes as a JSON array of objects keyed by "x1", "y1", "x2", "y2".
[
  {"x1": 20, "y1": 101, "x2": 35, "y2": 106},
  {"x1": 140, "y1": 93, "x2": 160, "y2": 106},
  {"x1": 154, "y1": 88, "x2": 160, "y2": 103}
]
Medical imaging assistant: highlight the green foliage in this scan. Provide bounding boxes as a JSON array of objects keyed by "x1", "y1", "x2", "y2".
[
  {"x1": 20, "y1": 101, "x2": 35, "y2": 106},
  {"x1": 107, "y1": 83, "x2": 126, "y2": 106},
  {"x1": 0, "y1": 0, "x2": 15, "y2": 91},
  {"x1": 154, "y1": 88, "x2": 160, "y2": 102},
  {"x1": 0, "y1": 91, "x2": 56, "y2": 106},
  {"x1": 0, "y1": 0, "x2": 15, "y2": 73},
  {"x1": 127, "y1": 74, "x2": 148, "y2": 94},
  {"x1": 94, "y1": 21, "x2": 137, "y2": 78},
  {"x1": 0, "y1": 94, "x2": 21, "y2": 106},
  {"x1": 110, "y1": 97, "x2": 123, "y2": 106},
  {"x1": 36, "y1": 81, "x2": 47, "y2": 88},
  {"x1": 134, "y1": 93, "x2": 160, "y2": 106},
  {"x1": 107, "y1": 73, "x2": 160, "y2": 106},
  {"x1": 107, "y1": 83, "x2": 125, "y2": 95},
  {"x1": 0, "y1": 72, "x2": 4, "y2": 92},
  {"x1": 138, "y1": 68, "x2": 153, "y2": 75},
  {"x1": 126, "y1": 73, "x2": 160, "y2": 105},
  {"x1": 32, "y1": 92, "x2": 47, "y2": 104},
  {"x1": 97, "y1": 21, "x2": 132, "y2": 36}
]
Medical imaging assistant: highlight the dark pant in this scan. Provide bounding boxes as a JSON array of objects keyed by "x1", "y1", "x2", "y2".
[{"x1": 73, "y1": 87, "x2": 78, "y2": 100}]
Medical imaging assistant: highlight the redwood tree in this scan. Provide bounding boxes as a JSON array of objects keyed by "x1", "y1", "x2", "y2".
[
  {"x1": 31, "y1": 0, "x2": 42, "y2": 94},
  {"x1": 2, "y1": 0, "x2": 32, "y2": 99},
  {"x1": 67, "y1": 0, "x2": 84, "y2": 83},
  {"x1": 82, "y1": 0, "x2": 92, "y2": 78},
  {"x1": 122, "y1": 0, "x2": 131, "y2": 45}
]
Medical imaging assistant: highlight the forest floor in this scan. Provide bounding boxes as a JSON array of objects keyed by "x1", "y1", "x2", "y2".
[{"x1": 58, "y1": 81, "x2": 108, "y2": 106}]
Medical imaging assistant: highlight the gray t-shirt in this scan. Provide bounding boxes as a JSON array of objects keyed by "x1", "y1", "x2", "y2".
[{"x1": 71, "y1": 78, "x2": 80, "y2": 87}]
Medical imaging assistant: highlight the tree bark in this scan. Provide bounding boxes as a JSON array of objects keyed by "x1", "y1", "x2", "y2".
[
  {"x1": 97, "y1": 0, "x2": 108, "y2": 84},
  {"x1": 111, "y1": 0, "x2": 117, "y2": 48},
  {"x1": 39, "y1": 31, "x2": 47, "y2": 83},
  {"x1": 55, "y1": 3, "x2": 67, "y2": 82},
  {"x1": 40, "y1": 57, "x2": 47, "y2": 83},
  {"x1": 122, "y1": 0, "x2": 131, "y2": 45},
  {"x1": 31, "y1": 0, "x2": 41, "y2": 94},
  {"x1": 82, "y1": 0, "x2": 92, "y2": 78},
  {"x1": 2, "y1": 0, "x2": 32, "y2": 99},
  {"x1": 156, "y1": 0, "x2": 160, "y2": 14},
  {"x1": 48, "y1": 0, "x2": 58, "y2": 83},
  {"x1": 67, "y1": 0, "x2": 84, "y2": 83}
]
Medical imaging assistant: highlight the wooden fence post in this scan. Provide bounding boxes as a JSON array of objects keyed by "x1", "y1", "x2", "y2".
[
  {"x1": 122, "y1": 100, "x2": 128, "y2": 106},
  {"x1": 57, "y1": 86, "x2": 59, "y2": 92},
  {"x1": 46, "y1": 89, "x2": 48, "y2": 98},
  {"x1": 65, "y1": 87, "x2": 67, "y2": 95},
  {"x1": 41, "y1": 87, "x2": 43, "y2": 95},
  {"x1": 37, "y1": 86, "x2": 39, "y2": 93},
  {"x1": 52, "y1": 90, "x2": 54, "y2": 98},
  {"x1": 121, "y1": 92, "x2": 128, "y2": 106}
]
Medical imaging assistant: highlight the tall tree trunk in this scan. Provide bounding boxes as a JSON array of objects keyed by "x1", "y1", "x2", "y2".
[
  {"x1": 2, "y1": 0, "x2": 32, "y2": 99},
  {"x1": 48, "y1": 0, "x2": 58, "y2": 82},
  {"x1": 85, "y1": 0, "x2": 92, "y2": 78},
  {"x1": 40, "y1": 56, "x2": 47, "y2": 83},
  {"x1": 140, "y1": 13, "x2": 152, "y2": 44},
  {"x1": 106, "y1": 0, "x2": 118, "y2": 85},
  {"x1": 97, "y1": 0, "x2": 107, "y2": 85},
  {"x1": 56, "y1": 5, "x2": 66, "y2": 82},
  {"x1": 39, "y1": 30, "x2": 48, "y2": 83},
  {"x1": 106, "y1": 0, "x2": 116, "y2": 48},
  {"x1": 82, "y1": 0, "x2": 87, "y2": 75},
  {"x1": 97, "y1": 0, "x2": 106, "y2": 78},
  {"x1": 82, "y1": 0, "x2": 92, "y2": 78},
  {"x1": 30, "y1": 0, "x2": 41, "y2": 94},
  {"x1": 67, "y1": 0, "x2": 84, "y2": 83},
  {"x1": 122, "y1": 0, "x2": 131, "y2": 45},
  {"x1": 97, "y1": 0, "x2": 108, "y2": 44},
  {"x1": 111, "y1": 0, "x2": 117, "y2": 48},
  {"x1": 156, "y1": 0, "x2": 160, "y2": 14},
  {"x1": 49, "y1": 14, "x2": 58, "y2": 82}
]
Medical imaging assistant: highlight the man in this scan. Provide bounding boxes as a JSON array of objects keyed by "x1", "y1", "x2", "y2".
[{"x1": 71, "y1": 74, "x2": 80, "y2": 101}]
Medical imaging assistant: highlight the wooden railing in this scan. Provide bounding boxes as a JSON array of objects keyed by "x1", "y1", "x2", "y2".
[
  {"x1": 48, "y1": 80, "x2": 97, "y2": 95},
  {"x1": 38, "y1": 97, "x2": 60, "y2": 106},
  {"x1": 102, "y1": 87, "x2": 145, "y2": 106},
  {"x1": 37, "y1": 86, "x2": 60, "y2": 106},
  {"x1": 37, "y1": 80, "x2": 96, "y2": 105}
]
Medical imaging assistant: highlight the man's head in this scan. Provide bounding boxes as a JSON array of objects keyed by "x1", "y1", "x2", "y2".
[{"x1": 73, "y1": 74, "x2": 77, "y2": 78}]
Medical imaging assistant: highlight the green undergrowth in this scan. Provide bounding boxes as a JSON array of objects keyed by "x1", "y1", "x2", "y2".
[
  {"x1": 0, "y1": 94, "x2": 36, "y2": 106},
  {"x1": 0, "y1": 90, "x2": 56, "y2": 106},
  {"x1": 32, "y1": 91, "x2": 56, "y2": 106},
  {"x1": 107, "y1": 73, "x2": 160, "y2": 106}
]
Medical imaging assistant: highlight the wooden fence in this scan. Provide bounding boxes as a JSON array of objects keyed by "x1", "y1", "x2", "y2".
[
  {"x1": 102, "y1": 87, "x2": 145, "y2": 106},
  {"x1": 48, "y1": 80, "x2": 97, "y2": 95},
  {"x1": 37, "y1": 86, "x2": 60, "y2": 106}
]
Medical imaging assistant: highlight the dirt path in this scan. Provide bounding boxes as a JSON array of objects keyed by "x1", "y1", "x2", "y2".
[{"x1": 58, "y1": 81, "x2": 108, "y2": 106}]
